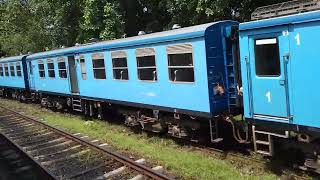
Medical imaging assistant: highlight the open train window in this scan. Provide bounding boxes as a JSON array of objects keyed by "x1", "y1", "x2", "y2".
[
  {"x1": 92, "y1": 53, "x2": 106, "y2": 79},
  {"x1": 47, "y1": 59, "x2": 55, "y2": 78},
  {"x1": 254, "y1": 38, "x2": 281, "y2": 76},
  {"x1": 136, "y1": 48, "x2": 157, "y2": 81},
  {"x1": 4, "y1": 64, "x2": 9, "y2": 76},
  {"x1": 10, "y1": 63, "x2": 15, "y2": 77},
  {"x1": 112, "y1": 51, "x2": 128, "y2": 80},
  {"x1": 58, "y1": 57, "x2": 67, "y2": 79},
  {"x1": 0, "y1": 64, "x2": 3, "y2": 76},
  {"x1": 16, "y1": 62, "x2": 22, "y2": 77},
  {"x1": 79, "y1": 55, "x2": 87, "y2": 80},
  {"x1": 38, "y1": 60, "x2": 45, "y2": 78},
  {"x1": 58, "y1": 57, "x2": 68, "y2": 79},
  {"x1": 167, "y1": 44, "x2": 194, "y2": 82}
]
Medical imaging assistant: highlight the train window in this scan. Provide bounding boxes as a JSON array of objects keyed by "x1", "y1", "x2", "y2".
[
  {"x1": 136, "y1": 48, "x2": 157, "y2": 81},
  {"x1": 92, "y1": 53, "x2": 106, "y2": 79},
  {"x1": 10, "y1": 63, "x2": 15, "y2": 77},
  {"x1": 254, "y1": 38, "x2": 281, "y2": 76},
  {"x1": 47, "y1": 59, "x2": 55, "y2": 78},
  {"x1": 167, "y1": 44, "x2": 194, "y2": 82},
  {"x1": 80, "y1": 55, "x2": 87, "y2": 80},
  {"x1": 111, "y1": 51, "x2": 128, "y2": 80},
  {"x1": 16, "y1": 63, "x2": 22, "y2": 77},
  {"x1": 0, "y1": 64, "x2": 3, "y2": 76},
  {"x1": 38, "y1": 60, "x2": 45, "y2": 78},
  {"x1": 4, "y1": 64, "x2": 9, "y2": 76},
  {"x1": 58, "y1": 57, "x2": 67, "y2": 78}
]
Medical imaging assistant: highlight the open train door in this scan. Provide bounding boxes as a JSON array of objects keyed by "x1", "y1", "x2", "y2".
[
  {"x1": 67, "y1": 56, "x2": 79, "y2": 94},
  {"x1": 247, "y1": 28, "x2": 291, "y2": 121},
  {"x1": 28, "y1": 61, "x2": 35, "y2": 89}
]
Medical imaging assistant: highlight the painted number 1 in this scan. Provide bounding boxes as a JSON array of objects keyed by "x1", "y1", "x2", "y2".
[
  {"x1": 266, "y1": 91, "x2": 271, "y2": 103},
  {"x1": 295, "y1": 33, "x2": 301, "y2": 46}
]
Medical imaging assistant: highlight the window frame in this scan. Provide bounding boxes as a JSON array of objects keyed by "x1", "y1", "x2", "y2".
[
  {"x1": 16, "y1": 62, "x2": 22, "y2": 77},
  {"x1": 57, "y1": 57, "x2": 68, "y2": 79},
  {"x1": 91, "y1": 53, "x2": 106, "y2": 80},
  {"x1": 254, "y1": 38, "x2": 281, "y2": 77},
  {"x1": 136, "y1": 48, "x2": 157, "y2": 82},
  {"x1": 38, "y1": 60, "x2": 46, "y2": 78},
  {"x1": 167, "y1": 44, "x2": 195, "y2": 84},
  {"x1": 111, "y1": 51, "x2": 129, "y2": 81},
  {"x1": 47, "y1": 59, "x2": 55, "y2": 78},
  {"x1": 4, "y1": 64, "x2": 9, "y2": 77},
  {"x1": 0, "y1": 64, "x2": 3, "y2": 77},
  {"x1": 79, "y1": 55, "x2": 87, "y2": 80},
  {"x1": 10, "y1": 63, "x2": 16, "y2": 77}
]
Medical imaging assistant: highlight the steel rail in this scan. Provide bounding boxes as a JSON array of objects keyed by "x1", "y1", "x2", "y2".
[{"x1": 0, "y1": 106, "x2": 172, "y2": 180}]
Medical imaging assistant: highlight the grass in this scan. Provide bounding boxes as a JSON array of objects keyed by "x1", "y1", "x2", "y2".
[{"x1": 0, "y1": 99, "x2": 278, "y2": 180}]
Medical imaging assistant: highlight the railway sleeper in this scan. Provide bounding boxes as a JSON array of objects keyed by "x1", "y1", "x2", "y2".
[
  {"x1": 65, "y1": 161, "x2": 112, "y2": 179},
  {"x1": 12, "y1": 132, "x2": 54, "y2": 143},
  {"x1": 95, "y1": 158, "x2": 146, "y2": 180},
  {"x1": 8, "y1": 129, "x2": 48, "y2": 139},
  {"x1": 19, "y1": 135, "x2": 61, "y2": 147},
  {"x1": 9, "y1": 129, "x2": 49, "y2": 140},
  {"x1": 40, "y1": 148, "x2": 91, "y2": 166},
  {"x1": 33, "y1": 145, "x2": 83, "y2": 160},
  {"x1": 28, "y1": 140, "x2": 73, "y2": 155},
  {"x1": 24, "y1": 137, "x2": 67, "y2": 151}
]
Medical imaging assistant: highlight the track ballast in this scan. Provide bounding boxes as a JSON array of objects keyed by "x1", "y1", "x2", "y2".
[{"x1": 0, "y1": 106, "x2": 173, "y2": 180}]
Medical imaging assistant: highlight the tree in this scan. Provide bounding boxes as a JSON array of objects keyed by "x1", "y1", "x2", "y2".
[
  {"x1": 0, "y1": 0, "x2": 292, "y2": 56},
  {"x1": 79, "y1": 0, "x2": 124, "y2": 41}
]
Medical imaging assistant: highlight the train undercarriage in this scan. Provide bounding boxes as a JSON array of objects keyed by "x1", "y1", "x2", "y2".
[{"x1": 1, "y1": 88, "x2": 320, "y2": 174}]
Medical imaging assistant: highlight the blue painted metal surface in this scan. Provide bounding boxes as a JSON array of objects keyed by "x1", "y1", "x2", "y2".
[
  {"x1": 240, "y1": 11, "x2": 320, "y2": 127},
  {"x1": 240, "y1": 10, "x2": 320, "y2": 31},
  {"x1": 76, "y1": 38, "x2": 211, "y2": 113},
  {"x1": 26, "y1": 21, "x2": 232, "y2": 60},
  {"x1": 25, "y1": 21, "x2": 237, "y2": 116},
  {"x1": 28, "y1": 56, "x2": 71, "y2": 94},
  {"x1": 0, "y1": 56, "x2": 26, "y2": 89},
  {"x1": 204, "y1": 21, "x2": 239, "y2": 114}
]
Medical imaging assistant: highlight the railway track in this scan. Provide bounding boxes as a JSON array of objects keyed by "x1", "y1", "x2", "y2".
[
  {"x1": 0, "y1": 135, "x2": 52, "y2": 179},
  {"x1": 0, "y1": 106, "x2": 173, "y2": 180}
]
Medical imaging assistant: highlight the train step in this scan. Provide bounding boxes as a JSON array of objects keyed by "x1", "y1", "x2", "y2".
[
  {"x1": 72, "y1": 98, "x2": 83, "y2": 112},
  {"x1": 252, "y1": 125, "x2": 274, "y2": 156},
  {"x1": 209, "y1": 118, "x2": 223, "y2": 143},
  {"x1": 252, "y1": 125, "x2": 289, "y2": 156}
]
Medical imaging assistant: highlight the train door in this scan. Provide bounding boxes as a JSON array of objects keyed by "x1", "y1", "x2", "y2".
[
  {"x1": 247, "y1": 29, "x2": 291, "y2": 121},
  {"x1": 67, "y1": 56, "x2": 79, "y2": 94},
  {"x1": 28, "y1": 61, "x2": 35, "y2": 89}
]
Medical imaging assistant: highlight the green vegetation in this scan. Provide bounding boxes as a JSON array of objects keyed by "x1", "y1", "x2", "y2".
[
  {"x1": 0, "y1": 99, "x2": 277, "y2": 180},
  {"x1": 0, "y1": 0, "x2": 290, "y2": 56}
]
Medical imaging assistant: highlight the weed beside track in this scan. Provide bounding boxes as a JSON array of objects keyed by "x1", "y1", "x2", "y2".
[{"x1": 0, "y1": 98, "x2": 313, "y2": 179}]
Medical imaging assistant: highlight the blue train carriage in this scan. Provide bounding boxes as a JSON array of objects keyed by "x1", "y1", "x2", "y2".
[
  {"x1": 26, "y1": 53, "x2": 75, "y2": 108},
  {"x1": 0, "y1": 55, "x2": 29, "y2": 100},
  {"x1": 26, "y1": 20, "x2": 240, "y2": 142},
  {"x1": 240, "y1": 10, "x2": 320, "y2": 168}
]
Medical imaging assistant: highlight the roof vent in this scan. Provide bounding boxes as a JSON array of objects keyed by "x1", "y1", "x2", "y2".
[
  {"x1": 251, "y1": 0, "x2": 320, "y2": 20},
  {"x1": 172, "y1": 24, "x2": 181, "y2": 30},
  {"x1": 75, "y1": 43, "x2": 81, "y2": 46},
  {"x1": 138, "y1": 31, "x2": 146, "y2": 36}
]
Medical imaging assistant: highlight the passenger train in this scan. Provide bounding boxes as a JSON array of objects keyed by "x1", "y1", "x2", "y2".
[{"x1": 1, "y1": 1, "x2": 320, "y2": 173}]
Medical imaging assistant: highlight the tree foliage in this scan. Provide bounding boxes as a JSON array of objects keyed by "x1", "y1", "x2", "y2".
[{"x1": 0, "y1": 0, "x2": 289, "y2": 56}]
